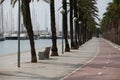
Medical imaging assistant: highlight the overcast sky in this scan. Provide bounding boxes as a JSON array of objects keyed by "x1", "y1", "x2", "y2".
[
  {"x1": 97, "y1": 0, "x2": 112, "y2": 19},
  {"x1": 1, "y1": 0, "x2": 112, "y2": 32}
]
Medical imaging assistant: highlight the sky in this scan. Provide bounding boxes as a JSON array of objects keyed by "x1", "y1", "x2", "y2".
[
  {"x1": 97, "y1": 0, "x2": 112, "y2": 19},
  {"x1": 1, "y1": 0, "x2": 112, "y2": 32}
]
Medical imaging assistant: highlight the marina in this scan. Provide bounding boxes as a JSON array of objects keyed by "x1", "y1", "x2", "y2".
[
  {"x1": 0, "y1": 0, "x2": 119, "y2": 80},
  {"x1": 0, "y1": 0, "x2": 63, "y2": 57}
]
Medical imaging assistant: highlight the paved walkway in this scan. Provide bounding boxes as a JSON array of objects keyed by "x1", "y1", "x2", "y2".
[
  {"x1": 63, "y1": 38, "x2": 120, "y2": 80},
  {"x1": 0, "y1": 38, "x2": 99, "y2": 80}
]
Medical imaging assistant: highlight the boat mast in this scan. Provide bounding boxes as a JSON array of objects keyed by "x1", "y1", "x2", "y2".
[
  {"x1": 45, "y1": 8, "x2": 48, "y2": 31},
  {"x1": 11, "y1": 7, "x2": 14, "y2": 34},
  {"x1": 1, "y1": 3, "x2": 4, "y2": 38},
  {"x1": 32, "y1": 3, "x2": 35, "y2": 32}
]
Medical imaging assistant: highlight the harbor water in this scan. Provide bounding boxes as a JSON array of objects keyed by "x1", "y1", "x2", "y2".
[{"x1": 0, "y1": 39, "x2": 62, "y2": 55}]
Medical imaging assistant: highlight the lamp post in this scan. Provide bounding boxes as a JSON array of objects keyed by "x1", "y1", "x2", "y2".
[
  {"x1": 73, "y1": 17, "x2": 77, "y2": 48},
  {"x1": 78, "y1": 21, "x2": 81, "y2": 45},
  {"x1": 60, "y1": 9, "x2": 65, "y2": 54},
  {"x1": 79, "y1": 21, "x2": 81, "y2": 25},
  {"x1": 18, "y1": 0, "x2": 21, "y2": 68}
]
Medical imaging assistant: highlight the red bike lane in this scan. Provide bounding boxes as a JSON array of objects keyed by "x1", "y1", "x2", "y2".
[{"x1": 63, "y1": 38, "x2": 120, "y2": 80}]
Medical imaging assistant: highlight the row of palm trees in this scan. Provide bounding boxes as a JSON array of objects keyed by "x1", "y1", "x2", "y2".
[
  {"x1": 1, "y1": 0, "x2": 99, "y2": 63},
  {"x1": 62, "y1": 0, "x2": 99, "y2": 50},
  {"x1": 101, "y1": 0, "x2": 120, "y2": 44}
]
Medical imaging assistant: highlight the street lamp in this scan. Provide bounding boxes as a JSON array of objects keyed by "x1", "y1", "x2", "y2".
[
  {"x1": 78, "y1": 21, "x2": 82, "y2": 45},
  {"x1": 60, "y1": 9, "x2": 65, "y2": 54},
  {"x1": 79, "y1": 21, "x2": 81, "y2": 24},
  {"x1": 60, "y1": 9, "x2": 65, "y2": 14},
  {"x1": 73, "y1": 17, "x2": 77, "y2": 21}
]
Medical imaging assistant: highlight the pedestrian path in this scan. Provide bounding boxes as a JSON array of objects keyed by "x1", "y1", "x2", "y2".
[
  {"x1": 63, "y1": 38, "x2": 120, "y2": 80},
  {"x1": 0, "y1": 38, "x2": 99, "y2": 80}
]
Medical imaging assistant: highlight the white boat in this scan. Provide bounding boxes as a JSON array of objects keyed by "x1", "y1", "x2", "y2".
[
  {"x1": 39, "y1": 34, "x2": 51, "y2": 39},
  {"x1": 5, "y1": 33, "x2": 28, "y2": 40}
]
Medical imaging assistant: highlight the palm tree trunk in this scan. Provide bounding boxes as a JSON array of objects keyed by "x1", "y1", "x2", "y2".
[
  {"x1": 116, "y1": 19, "x2": 119, "y2": 44},
  {"x1": 21, "y1": 0, "x2": 37, "y2": 62},
  {"x1": 50, "y1": 0, "x2": 58, "y2": 56},
  {"x1": 117, "y1": 19, "x2": 120, "y2": 44},
  {"x1": 83, "y1": 15, "x2": 87, "y2": 43},
  {"x1": 73, "y1": 0, "x2": 79, "y2": 49},
  {"x1": 78, "y1": 8, "x2": 82, "y2": 46},
  {"x1": 63, "y1": 0, "x2": 70, "y2": 52},
  {"x1": 69, "y1": 0, "x2": 74, "y2": 49}
]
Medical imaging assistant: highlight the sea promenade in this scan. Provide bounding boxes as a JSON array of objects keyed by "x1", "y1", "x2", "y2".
[
  {"x1": 0, "y1": 37, "x2": 120, "y2": 80},
  {"x1": 0, "y1": 37, "x2": 98, "y2": 80}
]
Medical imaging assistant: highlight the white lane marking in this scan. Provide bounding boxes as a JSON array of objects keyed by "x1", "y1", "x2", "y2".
[
  {"x1": 106, "y1": 58, "x2": 110, "y2": 64},
  {"x1": 97, "y1": 72, "x2": 102, "y2": 75},
  {"x1": 103, "y1": 66, "x2": 106, "y2": 69},
  {"x1": 61, "y1": 39, "x2": 100, "y2": 80},
  {"x1": 106, "y1": 61, "x2": 109, "y2": 64},
  {"x1": 103, "y1": 38, "x2": 120, "y2": 51}
]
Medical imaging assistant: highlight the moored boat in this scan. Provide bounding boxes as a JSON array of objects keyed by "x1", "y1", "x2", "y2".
[{"x1": 5, "y1": 33, "x2": 28, "y2": 40}]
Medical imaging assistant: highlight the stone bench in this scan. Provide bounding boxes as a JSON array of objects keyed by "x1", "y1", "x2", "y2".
[{"x1": 38, "y1": 47, "x2": 51, "y2": 60}]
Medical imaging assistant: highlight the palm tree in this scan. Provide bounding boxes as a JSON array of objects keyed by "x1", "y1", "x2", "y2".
[
  {"x1": 0, "y1": 0, "x2": 38, "y2": 63},
  {"x1": 50, "y1": 0, "x2": 58, "y2": 56},
  {"x1": 21, "y1": 0, "x2": 37, "y2": 62},
  {"x1": 42, "y1": 0, "x2": 58, "y2": 56},
  {"x1": 69, "y1": 0, "x2": 74, "y2": 49},
  {"x1": 73, "y1": 0, "x2": 79, "y2": 49},
  {"x1": 76, "y1": 0, "x2": 99, "y2": 43},
  {"x1": 62, "y1": 0, "x2": 70, "y2": 52},
  {"x1": 101, "y1": 0, "x2": 120, "y2": 44}
]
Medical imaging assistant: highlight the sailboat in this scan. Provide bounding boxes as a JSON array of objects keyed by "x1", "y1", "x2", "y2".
[{"x1": 0, "y1": 4, "x2": 5, "y2": 41}]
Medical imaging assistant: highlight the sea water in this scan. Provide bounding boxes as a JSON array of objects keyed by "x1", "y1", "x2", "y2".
[{"x1": 0, "y1": 39, "x2": 62, "y2": 55}]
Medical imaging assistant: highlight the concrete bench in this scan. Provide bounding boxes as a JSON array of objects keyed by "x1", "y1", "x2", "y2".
[{"x1": 38, "y1": 47, "x2": 51, "y2": 60}]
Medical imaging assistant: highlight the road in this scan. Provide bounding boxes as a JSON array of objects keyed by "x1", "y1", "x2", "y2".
[{"x1": 63, "y1": 38, "x2": 120, "y2": 80}]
